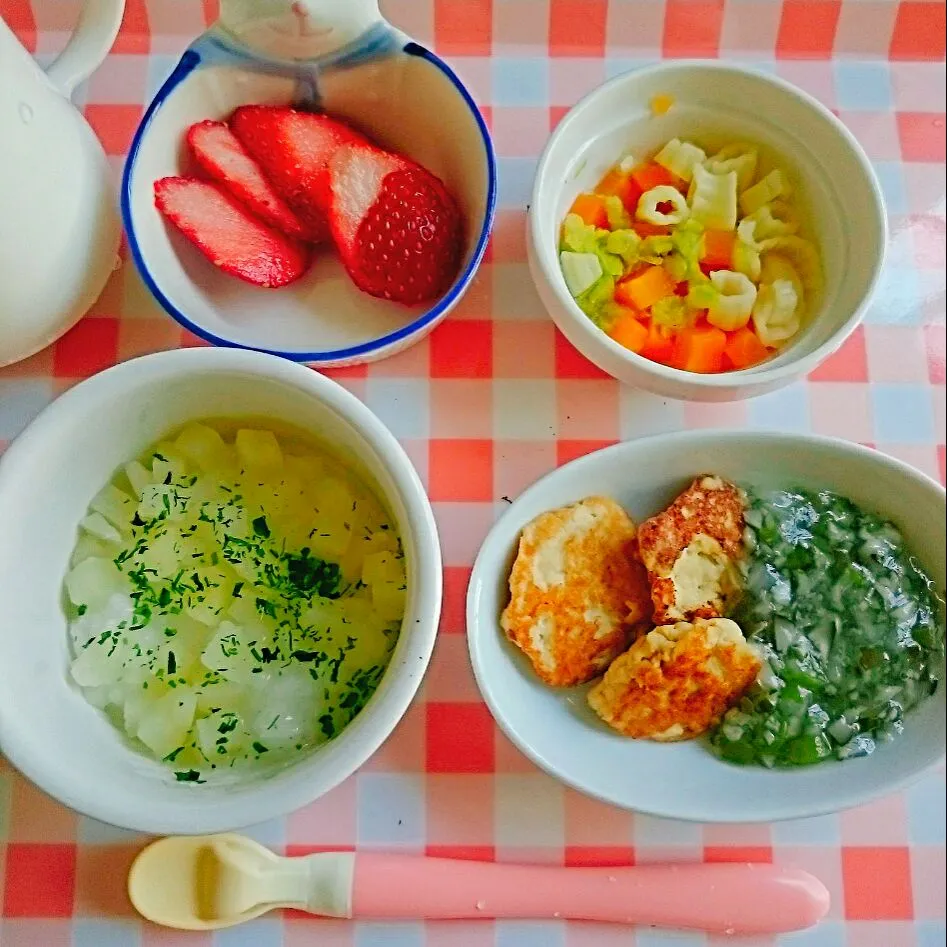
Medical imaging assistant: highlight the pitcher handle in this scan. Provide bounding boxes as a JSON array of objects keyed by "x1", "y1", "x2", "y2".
[{"x1": 45, "y1": 0, "x2": 126, "y2": 97}]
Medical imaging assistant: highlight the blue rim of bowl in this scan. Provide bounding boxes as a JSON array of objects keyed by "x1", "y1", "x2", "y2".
[{"x1": 120, "y1": 40, "x2": 497, "y2": 364}]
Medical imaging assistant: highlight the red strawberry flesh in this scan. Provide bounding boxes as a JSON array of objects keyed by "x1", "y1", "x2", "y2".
[
  {"x1": 328, "y1": 144, "x2": 462, "y2": 306},
  {"x1": 154, "y1": 176, "x2": 310, "y2": 288},
  {"x1": 186, "y1": 120, "x2": 309, "y2": 240},
  {"x1": 230, "y1": 105, "x2": 364, "y2": 245}
]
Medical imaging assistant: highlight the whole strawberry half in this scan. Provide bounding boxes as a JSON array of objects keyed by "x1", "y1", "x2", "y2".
[
  {"x1": 186, "y1": 120, "x2": 309, "y2": 240},
  {"x1": 154, "y1": 177, "x2": 310, "y2": 288},
  {"x1": 328, "y1": 143, "x2": 463, "y2": 306},
  {"x1": 230, "y1": 105, "x2": 364, "y2": 245}
]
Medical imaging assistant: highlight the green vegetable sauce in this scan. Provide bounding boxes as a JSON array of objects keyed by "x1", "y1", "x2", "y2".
[{"x1": 712, "y1": 487, "x2": 945, "y2": 767}]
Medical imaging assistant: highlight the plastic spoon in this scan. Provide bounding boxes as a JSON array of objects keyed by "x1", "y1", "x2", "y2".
[{"x1": 128, "y1": 833, "x2": 829, "y2": 933}]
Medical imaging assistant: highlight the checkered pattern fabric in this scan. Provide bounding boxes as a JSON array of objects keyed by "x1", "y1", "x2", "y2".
[{"x1": 0, "y1": 0, "x2": 944, "y2": 943}]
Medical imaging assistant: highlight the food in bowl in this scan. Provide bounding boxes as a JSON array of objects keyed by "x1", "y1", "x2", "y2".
[
  {"x1": 501, "y1": 477, "x2": 944, "y2": 767},
  {"x1": 588, "y1": 617, "x2": 761, "y2": 741},
  {"x1": 714, "y1": 486, "x2": 944, "y2": 766},
  {"x1": 500, "y1": 496, "x2": 650, "y2": 687},
  {"x1": 155, "y1": 106, "x2": 462, "y2": 301},
  {"x1": 558, "y1": 137, "x2": 821, "y2": 373},
  {"x1": 63, "y1": 420, "x2": 405, "y2": 780},
  {"x1": 636, "y1": 474, "x2": 745, "y2": 623}
]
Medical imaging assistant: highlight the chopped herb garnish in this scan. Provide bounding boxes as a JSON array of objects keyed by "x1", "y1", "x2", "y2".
[
  {"x1": 251, "y1": 741, "x2": 269, "y2": 754},
  {"x1": 174, "y1": 769, "x2": 204, "y2": 783},
  {"x1": 76, "y1": 604, "x2": 87, "y2": 616},
  {"x1": 252, "y1": 515, "x2": 270, "y2": 538}
]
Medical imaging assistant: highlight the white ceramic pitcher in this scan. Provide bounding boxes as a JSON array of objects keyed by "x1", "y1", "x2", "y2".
[{"x1": 0, "y1": 0, "x2": 126, "y2": 367}]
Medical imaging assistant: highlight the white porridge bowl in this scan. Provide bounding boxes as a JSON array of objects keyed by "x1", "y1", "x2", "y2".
[
  {"x1": 467, "y1": 432, "x2": 946, "y2": 822},
  {"x1": 0, "y1": 347, "x2": 441, "y2": 834},
  {"x1": 527, "y1": 61, "x2": 886, "y2": 402}
]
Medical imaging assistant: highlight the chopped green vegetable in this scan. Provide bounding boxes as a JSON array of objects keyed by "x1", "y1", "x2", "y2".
[{"x1": 712, "y1": 487, "x2": 944, "y2": 768}]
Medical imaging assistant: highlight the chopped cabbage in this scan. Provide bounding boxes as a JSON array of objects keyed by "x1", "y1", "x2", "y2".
[
  {"x1": 561, "y1": 213, "x2": 605, "y2": 254},
  {"x1": 745, "y1": 200, "x2": 799, "y2": 240},
  {"x1": 637, "y1": 185, "x2": 690, "y2": 226},
  {"x1": 753, "y1": 279, "x2": 800, "y2": 346},
  {"x1": 740, "y1": 169, "x2": 788, "y2": 216},
  {"x1": 605, "y1": 229, "x2": 642, "y2": 265},
  {"x1": 604, "y1": 195, "x2": 631, "y2": 230},
  {"x1": 575, "y1": 275, "x2": 617, "y2": 324},
  {"x1": 640, "y1": 234, "x2": 675, "y2": 263},
  {"x1": 651, "y1": 296, "x2": 696, "y2": 331},
  {"x1": 560, "y1": 251, "x2": 603, "y2": 297},
  {"x1": 687, "y1": 278, "x2": 718, "y2": 310},
  {"x1": 664, "y1": 254, "x2": 688, "y2": 282},
  {"x1": 654, "y1": 138, "x2": 706, "y2": 183},
  {"x1": 733, "y1": 228, "x2": 761, "y2": 283},
  {"x1": 669, "y1": 218, "x2": 705, "y2": 280},
  {"x1": 758, "y1": 235, "x2": 821, "y2": 298},
  {"x1": 560, "y1": 213, "x2": 624, "y2": 287},
  {"x1": 704, "y1": 143, "x2": 759, "y2": 193},
  {"x1": 760, "y1": 253, "x2": 805, "y2": 304},
  {"x1": 705, "y1": 270, "x2": 758, "y2": 331},
  {"x1": 688, "y1": 165, "x2": 738, "y2": 230}
]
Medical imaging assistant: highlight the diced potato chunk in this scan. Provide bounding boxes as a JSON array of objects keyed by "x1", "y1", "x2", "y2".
[
  {"x1": 236, "y1": 429, "x2": 283, "y2": 475},
  {"x1": 137, "y1": 689, "x2": 197, "y2": 758},
  {"x1": 175, "y1": 423, "x2": 230, "y2": 472},
  {"x1": 90, "y1": 484, "x2": 135, "y2": 530},
  {"x1": 65, "y1": 557, "x2": 124, "y2": 610},
  {"x1": 80, "y1": 512, "x2": 122, "y2": 543},
  {"x1": 124, "y1": 460, "x2": 152, "y2": 497}
]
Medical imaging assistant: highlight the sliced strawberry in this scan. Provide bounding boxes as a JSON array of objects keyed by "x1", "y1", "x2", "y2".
[
  {"x1": 186, "y1": 120, "x2": 310, "y2": 240},
  {"x1": 154, "y1": 177, "x2": 310, "y2": 288},
  {"x1": 230, "y1": 105, "x2": 364, "y2": 244},
  {"x1": 328, "y1": 143, "x2": 462, "y2": 306}
]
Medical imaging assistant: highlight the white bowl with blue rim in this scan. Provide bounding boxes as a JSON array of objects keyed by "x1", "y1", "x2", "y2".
[{"x1": 122, "y1": 0, "x2": 495, "y2": 366}]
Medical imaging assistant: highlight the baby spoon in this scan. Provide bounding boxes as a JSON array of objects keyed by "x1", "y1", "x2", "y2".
[{"x1": 128, "y1": 833, "x2": 829, "y2": 934}]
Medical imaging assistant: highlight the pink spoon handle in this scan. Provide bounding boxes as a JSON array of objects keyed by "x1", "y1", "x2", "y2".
[{"x1": 352, "y1": 856, "x2": 829, "y2": 934}]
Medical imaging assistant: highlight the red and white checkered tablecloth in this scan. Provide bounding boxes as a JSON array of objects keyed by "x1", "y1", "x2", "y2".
[{"x1": 0, "y1": 1, "x2": 944, "y2": 944}]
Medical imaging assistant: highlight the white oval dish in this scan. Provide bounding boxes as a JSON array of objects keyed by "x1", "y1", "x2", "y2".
[
  {"x1": 467, "y1": 432, "x2": 945, "y2": 822},
  {"x1": 528, "y1": 62, "x2": 886, "y2": 401},
  {"x1": 122, "y1": 1, "x2": 495, "y2": 366},
  {"x1": 0, "y1": 348, "x2": 441, "y2": 834}
]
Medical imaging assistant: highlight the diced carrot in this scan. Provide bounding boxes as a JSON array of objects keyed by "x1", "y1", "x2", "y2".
[
  {"x1": 615, "y1": 265, "x2": 677, "y2": 311},
  {"x1": 607, "y1": 310, "x2": 649, "y2": 353},
  {"x1": 568, "y1": 192, "x2": 609, "y2": 229},
  {"x1": 701, "y1": 229, "x2": 736, "y2": 270},
  {"x1": 632, "y1": 221, "x2": 671, "y2": 238},
  {"x1": 596, "y1": 168, "x2": 642, "y2": 213},
  {"x1": 724, "y1": 327, "x2": 771, "y2": 370},
  {"x1": 631, "y1": 162, "x2": 681, "y2": 194},
  {"x1": 672, "y1": 324, "x2": 728, "y2": 373},
  {"x1": 639, "y1": 321, "x2": 676, "y2": 365}
]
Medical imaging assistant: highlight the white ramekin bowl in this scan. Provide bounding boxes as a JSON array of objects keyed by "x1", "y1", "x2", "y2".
[
  {"x1": 0, "y1": 347, "x2": 441, "y2": 834},
  {"x1": 528, "y1": 62, "x2": 886, "y2": 402}
]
